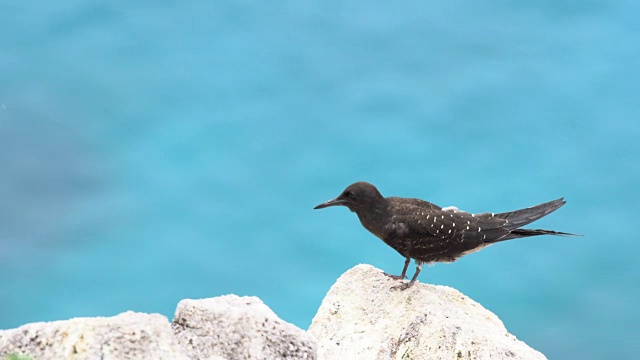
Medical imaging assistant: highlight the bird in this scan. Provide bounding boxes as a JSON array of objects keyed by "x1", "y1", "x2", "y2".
[{"x1": 314, "y1": 181, "x2": 577, "y2": 288}]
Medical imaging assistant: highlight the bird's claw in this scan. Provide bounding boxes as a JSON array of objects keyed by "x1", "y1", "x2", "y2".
[
  {"x1": 384, "y1": 272, "x2": 407, "y2": 280},
  {"x1": 390, "y1": 282, "x2": 414, "y2": 291}
]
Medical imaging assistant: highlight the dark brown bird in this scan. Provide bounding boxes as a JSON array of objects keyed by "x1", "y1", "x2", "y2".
[{"x1": 314, "y1": 182, "x2": 576, "y2": 288}]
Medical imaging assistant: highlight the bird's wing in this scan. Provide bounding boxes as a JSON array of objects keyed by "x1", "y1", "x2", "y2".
[
  {"x1": 494, "y1": 198, "x2": 566, "y2": 230},
  {"x1": 384, "y1": 207, "x2": 511, "y2": 261}
]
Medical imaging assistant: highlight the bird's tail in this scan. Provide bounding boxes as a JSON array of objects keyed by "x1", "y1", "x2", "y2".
[
  {"x1": 494, "y1": 198, "x2": 567, "y2": 230},
  {"x1": 491, "y1": 198, "x2": 579, "y2": 241},
  {"x1": 500, "y1": 228, "x2": 578, "y2": 241}
]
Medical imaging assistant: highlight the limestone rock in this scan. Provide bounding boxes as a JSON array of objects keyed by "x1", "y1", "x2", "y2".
[
  {"x1": 172, "y1": 295, "x2": 316, "y2": 360},
  {"x1": 308, "y1": 264, "x2": 546, "y2": 360},
  {"x1": 0, "y1": 311, "x2": 189, "y2": 360}
]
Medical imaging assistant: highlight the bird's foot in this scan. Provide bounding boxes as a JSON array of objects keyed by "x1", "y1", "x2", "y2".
[
  {"x1": 383, "y1": 272, "x2": 407, "y2": 280},
  {"x1": 390, "y1": 280, "x2": 417, "y2": 291}
]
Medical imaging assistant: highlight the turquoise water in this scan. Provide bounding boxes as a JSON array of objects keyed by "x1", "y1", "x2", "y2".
[{"x1": 1, "y1": 1, "x2": 638, "y2": 358}]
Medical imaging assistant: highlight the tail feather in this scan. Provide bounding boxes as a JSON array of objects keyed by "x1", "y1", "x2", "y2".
[
  {"x1": 495, "y1": 198, "x2": 566, "y2": 230},
  {"x1": 499, "y1": 228, "x2": 579, "y2": 241}
]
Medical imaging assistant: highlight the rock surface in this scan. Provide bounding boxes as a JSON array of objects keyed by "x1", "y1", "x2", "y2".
[
  {"x1": 172, "y1": 295, "x2": 316, "y2": 360},
  {"x1": 308, "y1": 264, "x2": 546, "y2": 360},
  {"x1": 0, "y1": 265, "x2": 547, "y2": 360},
  {"x1": 0, "y1": 311, "x2": 189, "y2": 360},
  {"x1": 0, "y1": 295, "x2": 315, "y2": 360}
]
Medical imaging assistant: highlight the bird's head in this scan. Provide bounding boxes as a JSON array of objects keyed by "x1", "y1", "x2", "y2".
[{"x1": 314, "y1": 182, "x2": 384, "y2": 213}]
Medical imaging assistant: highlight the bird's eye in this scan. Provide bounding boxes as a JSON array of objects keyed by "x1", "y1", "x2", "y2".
[{"x1": 347, "y1": 191, "x2": 356, "y2": 198}]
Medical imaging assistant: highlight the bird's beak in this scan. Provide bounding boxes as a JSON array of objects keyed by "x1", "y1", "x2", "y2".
[{"x1": 314, "y1": 197, "x2": 346, "y2": 209}]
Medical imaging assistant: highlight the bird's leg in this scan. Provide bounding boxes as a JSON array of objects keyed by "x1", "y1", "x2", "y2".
[
  {"x1": 391, "y1": 261, "x2": 423, "y2": 290},
  {"x1": 406, "y1": 262, "x2": 423, "y2": 288},
  {"x1": 384, "y1": 257, "x2": 410, "y2": 280}
]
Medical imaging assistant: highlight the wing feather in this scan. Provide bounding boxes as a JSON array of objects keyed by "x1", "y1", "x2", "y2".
[{"x1": 384, "y1": 205, "x2": 512, "y2": 262}]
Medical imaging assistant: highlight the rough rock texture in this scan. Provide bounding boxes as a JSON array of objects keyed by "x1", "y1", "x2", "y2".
[
  {"x1": 0, "y1": 311, "x2": 189, "y2": 360},
  {"x1": 308, "y1": 264, "x2": 546, "y2": 360},
  {"x1": 0, "y1": 267, "x2": 545, "y2": 360},
  {"x1": 172, "y1": 295, "x2": 316, "y2": 360}
]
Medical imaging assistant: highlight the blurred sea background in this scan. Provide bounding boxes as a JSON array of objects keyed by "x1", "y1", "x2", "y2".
[{"x1": 1, "y1": 1, "x2": 638, "y2": 359}]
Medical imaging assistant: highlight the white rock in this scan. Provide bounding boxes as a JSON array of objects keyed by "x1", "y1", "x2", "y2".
[
  {"x1": 308, "y1": 264, "x2": 546, "y2": 360},
  {"x1": 172, "y1": 295, "x2": 316, "y2": 360},
  {"x1": 0, "y1": 311, "x2": 189, "y2": 360}
]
